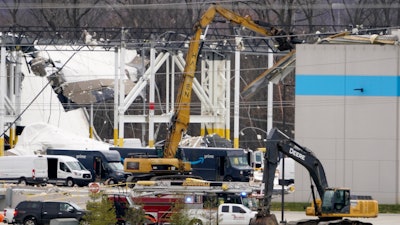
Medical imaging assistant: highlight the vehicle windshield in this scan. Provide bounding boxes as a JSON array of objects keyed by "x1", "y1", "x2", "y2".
[
  {"x1": 242, "y1": 197, "x2": 259, "y2": 211},
  {"x1": 322, "y1": 190, "x2": 335, "y2": 212},
  {"x1": 108, "y1": 162, "x2": 124, "y2": 171},
  {"x1": 229, "y1": 156, "x2": 249, "y2": 167},
  {"x1": 68, "y1": 202, "x2": 84, "y2": 210},
  {"x1": 254, "y1": 152, "x2": 263, "y2": 165},
  {"x1": 66, "y1": 161, "x2": 87, "y2": 171}
]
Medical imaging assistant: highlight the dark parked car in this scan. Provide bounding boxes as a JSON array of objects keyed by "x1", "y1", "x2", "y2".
[{"x1": 13, "y1": 201, "x2": 86, "y2": 225}]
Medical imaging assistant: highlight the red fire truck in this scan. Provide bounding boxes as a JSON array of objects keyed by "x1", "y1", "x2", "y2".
[{"x1": 109, "y1": 179, "x2": 257, "y2": 225}]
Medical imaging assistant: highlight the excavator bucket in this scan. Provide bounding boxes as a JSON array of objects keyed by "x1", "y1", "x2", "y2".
[{"x1": 250, "y1": 213, "x2": 279, "y2": 225}]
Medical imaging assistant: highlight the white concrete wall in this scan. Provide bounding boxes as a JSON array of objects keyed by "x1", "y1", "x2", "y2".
[{"x1": 292, "y1": 44, "x2": 400, "y2": 204}]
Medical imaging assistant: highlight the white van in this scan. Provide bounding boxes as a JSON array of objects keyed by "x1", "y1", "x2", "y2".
[
  {"x1": 0, "y1": 155, "x2": 48, "y2": 185},
  {"x1": 43, "y1": 155, "x2": 92, "y2": 187}
]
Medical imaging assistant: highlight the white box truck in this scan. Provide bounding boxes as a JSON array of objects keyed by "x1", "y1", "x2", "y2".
[
  {"x1": 43, "y1": 155, "x2": 92, "y2": 187},
  {"x1": 0, "y1": 155, "x2": 48, "y2": 185}
]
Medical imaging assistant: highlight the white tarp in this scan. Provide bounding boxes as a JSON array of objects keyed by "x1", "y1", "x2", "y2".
[{"x1": 8, "y1": 123, "x2": 111, "y2": 156}]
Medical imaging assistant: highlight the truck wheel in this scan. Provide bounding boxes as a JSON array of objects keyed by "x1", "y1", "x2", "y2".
[
  {"x1": 66, "y1": 178, "x2": 75, "y2": 187},
  {"x1": 188, "y1": 218, "x2": 203, "y2": 225},
  {"x1": 107, "y1": 179, "x2": 116, "y2": 185},
  {"x1": 18, "y1": 178, "x2": 27, "y2": 186},
  {"x1": 126, "y1": 176, "x2": 137, "y2": 188},
  {"x1": 23, "y1": 217, "x2": 37, "y2": 225},
  {"x1": 80, "y1": 219, "x2": 89, "y2": 225}
]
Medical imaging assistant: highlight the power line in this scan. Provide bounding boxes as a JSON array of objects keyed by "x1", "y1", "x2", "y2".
[
  {"x1": 0, "y1": 0, "x2": 244, "y2": 10},
  {"x1": 1, "y1": 2, "x2": 400, "y2": 10}
]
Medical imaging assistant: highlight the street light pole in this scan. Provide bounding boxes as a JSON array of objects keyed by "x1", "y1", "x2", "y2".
[{"x1": 267, "y1": 48, "x2": 274, "y2": 133}]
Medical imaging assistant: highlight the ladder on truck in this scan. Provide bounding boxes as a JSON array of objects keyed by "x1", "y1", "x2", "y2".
[{"x1": 131, "y1": 178, "x2": 255, "y2": 195}]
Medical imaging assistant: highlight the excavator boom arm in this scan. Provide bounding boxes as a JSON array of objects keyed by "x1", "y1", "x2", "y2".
[
  {"x1": 163, "y1": 4, "x2": 290, "y2": 158},
  {"x1": 163, "y1": 30, "x2": 202, "y2": 158},
  {"x1": 263, "y1": 127, "x2": 329, "y2": 213}
]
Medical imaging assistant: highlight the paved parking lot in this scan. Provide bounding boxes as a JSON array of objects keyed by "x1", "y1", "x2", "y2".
[
  {"x1": 273, "y1": 211, "x2": 400, "y2": 225},
  {"x1": 1, "y1": 186, "x2": 398, "y2": 225},
  {"x1": 2, "y1": 211, "x2": 399, "y2": 225}
]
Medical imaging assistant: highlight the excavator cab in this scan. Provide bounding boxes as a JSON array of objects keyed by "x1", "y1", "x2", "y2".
[{"x1": 321, "y1": 188, "x2": 350, "y2": 214}]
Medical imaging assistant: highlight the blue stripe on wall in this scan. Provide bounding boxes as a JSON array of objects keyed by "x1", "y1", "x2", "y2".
[{"x1": 296, "y1": 75, "x2": 400, "y2": 96}]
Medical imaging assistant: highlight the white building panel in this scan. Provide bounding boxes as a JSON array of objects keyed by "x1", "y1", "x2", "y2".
[
  {"x1": 295, "y1": 44, "x2": 400, "y2": 204},
  {"x1": 345, "y1": 45, "x2": 399, "y2": 76}
]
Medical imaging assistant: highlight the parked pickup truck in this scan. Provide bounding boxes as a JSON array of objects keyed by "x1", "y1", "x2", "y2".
[{"x1": 187, "y1": 203, "x2": 257, "y2": 225}]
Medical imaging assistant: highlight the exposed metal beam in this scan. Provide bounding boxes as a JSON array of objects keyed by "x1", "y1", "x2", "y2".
[{"x1": 0, "y1": 26, "x2": 277, "y2": 55}]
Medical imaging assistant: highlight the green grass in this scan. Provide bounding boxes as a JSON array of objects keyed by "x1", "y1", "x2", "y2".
[
  {"x1": 378, "y1": 204, "x2": 400, "y2": 213},
  {"x1": 271, "y1": 202, "x2": 309, "y2": 211},
  {"x1": 270, "y1": 202, "x2": 400, "y2": 213}
]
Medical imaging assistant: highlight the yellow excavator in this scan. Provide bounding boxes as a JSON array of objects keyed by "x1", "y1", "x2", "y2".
[
  {"x1": 125, "y1": 4, "x2": 295, "y2": 186},
  {"x1": 162, "y1": 3, "x2": 294, "y2": 159},
  {"x1": 251, "y1": 127, "x2": 379, "y2": 225}
]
